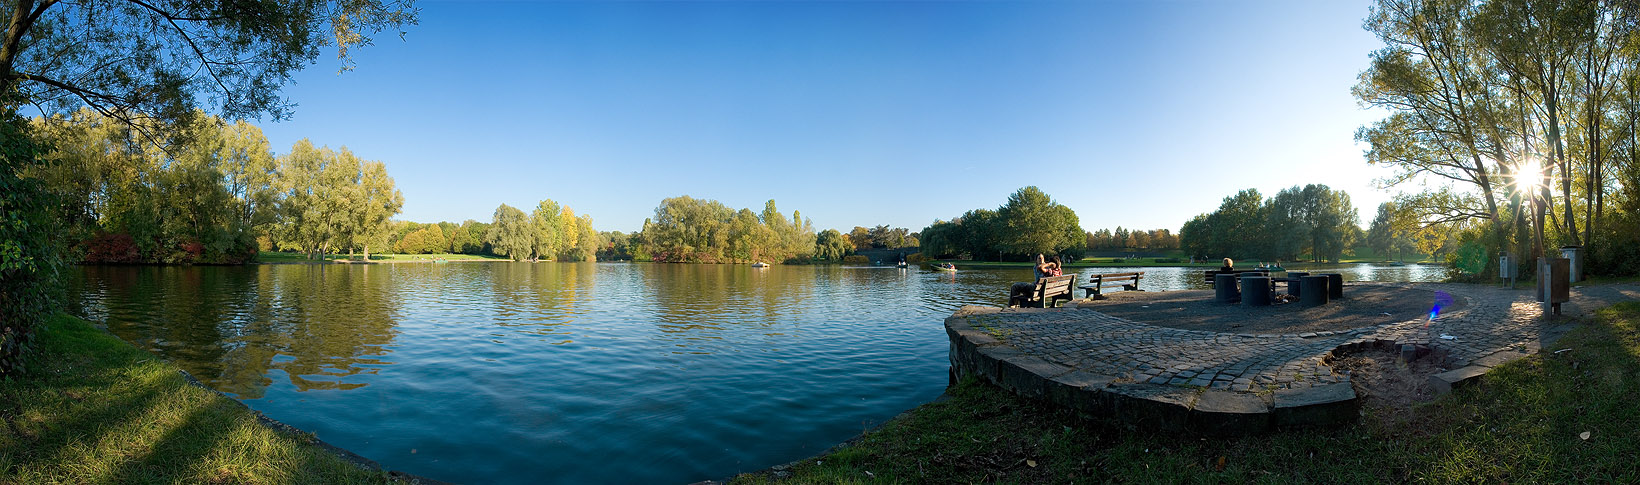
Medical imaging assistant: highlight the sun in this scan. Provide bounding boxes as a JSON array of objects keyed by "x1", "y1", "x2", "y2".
[{"x1": 1513, "y1": 158, "x2": 1543, "y2": 195}]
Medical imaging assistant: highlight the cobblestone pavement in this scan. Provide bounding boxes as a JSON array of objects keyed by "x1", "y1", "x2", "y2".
[{"x1": 955, "y1": 282, "x2": 1640, "y2": 394}]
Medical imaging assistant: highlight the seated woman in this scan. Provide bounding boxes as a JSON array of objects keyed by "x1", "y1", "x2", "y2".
[
  {"x1": 1009, "y1": 254, "x2": 1050, "y2": 307},
  {"x1": 1219, "y1": 257, "x2": 1235, "y2": 273}
]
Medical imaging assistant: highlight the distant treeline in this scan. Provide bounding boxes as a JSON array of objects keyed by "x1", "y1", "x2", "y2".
[
  {"x1": 1179, "y1": 184, "x2": 1360, "y2": 263},
  {"x1": 27, "y1": 109, "x2": 402, "y2": 264},
  {"x1": 1085, "y1": 227, "x2": 1179, "y2": 251},
  {"x1": 919, "y1": 186, "x2": 1086, "y2": 261}
]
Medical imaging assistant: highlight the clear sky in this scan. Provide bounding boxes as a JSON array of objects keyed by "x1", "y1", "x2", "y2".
[{"x1": 256, "y1": 0, "x2": 1396, "y2": 234}]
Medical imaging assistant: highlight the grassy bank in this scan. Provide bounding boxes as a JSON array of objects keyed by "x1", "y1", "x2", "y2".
[
  {"x1": 0, "y1": 314, "x2": 395, "y2": 484},
  {"x1": 256, "y1": 251, "x2": 509, "y2": 263},
  {"x1": 737, "y1": 302, "x2": 1640, "y2": 483}
]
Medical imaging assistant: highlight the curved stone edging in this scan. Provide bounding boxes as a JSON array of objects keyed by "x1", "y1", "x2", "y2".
[
  {"x1": 946, "y1": 313, "x2": 1358, "y2": 435},
  {"x1": 944, "y1": 282, "x2": 1636, "y2": 435}
]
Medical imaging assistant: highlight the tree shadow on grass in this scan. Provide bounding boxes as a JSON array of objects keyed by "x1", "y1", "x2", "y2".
[{"x1": 1395, "y1": 302, "x2": 1640, "y2": 482}]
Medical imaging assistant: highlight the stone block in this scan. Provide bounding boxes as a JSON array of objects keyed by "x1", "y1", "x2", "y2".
[
  {"x1": 1047, "y1": 370, "x2": 1115, "y2": 414},
  {"x1": 1106, "y1": 384, "x2": 1199, "y2": 433},
  {"x1": 1189, "y1": 390, "x2": 1272, "y2": 436},
  {"x1": 1273, "y1": 382, "x2": 1358, "y2": 428},
  {"x1": 996, "y1": 355, "x2": 1070, "y2": 398},
  {"x1": 1430, "y1": 366, "x2": 1490, "y2": 394}
]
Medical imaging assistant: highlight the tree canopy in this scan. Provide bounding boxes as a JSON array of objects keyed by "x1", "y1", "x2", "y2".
[
  {"x1": 1179, "y1": 185, "x2": 1361, "y2": 263},
  {"x1": 0, "y1": 0, "x2": 417, "y2": 124},
  {"x1": 918, "y1": 187, "x2": 1085, "y2": 261}
]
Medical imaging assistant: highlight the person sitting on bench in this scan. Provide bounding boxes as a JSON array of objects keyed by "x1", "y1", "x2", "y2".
[
  {"x1": 1010, "y1": 254, "x2": 1052, "y2": 304},
  {"x1": 1219, "y1": 257, "x2": 1234, "y2": 273}
]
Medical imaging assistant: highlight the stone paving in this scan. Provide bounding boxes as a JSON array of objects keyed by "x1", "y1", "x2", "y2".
[{"x1": 944, "y1": 282, "x2": 1640, "y2": 434}]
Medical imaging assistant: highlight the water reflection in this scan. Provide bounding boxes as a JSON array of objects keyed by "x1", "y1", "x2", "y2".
[
  {"x1": 68, "y1": 261, "x2": 1454, "y2": 484},
  {"x1": 75, "y1": 265, "x2": 401, "y2": 398}
]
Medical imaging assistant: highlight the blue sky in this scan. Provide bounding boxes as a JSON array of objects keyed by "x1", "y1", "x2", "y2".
[{"x1": 257, "y1": 0, "x2": 1395, "y2": 234}]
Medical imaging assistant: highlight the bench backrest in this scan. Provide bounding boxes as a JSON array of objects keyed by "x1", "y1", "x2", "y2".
[
  {"x1": 1036, "y1": 274, "x2": 1077, "y2": 297},
  {"x1": 1204, "y1": 269, "x2": 1268, "y2": 281},
  {"x1": 1094, "y1": 272, "x2": 1143, "y2": 281}
]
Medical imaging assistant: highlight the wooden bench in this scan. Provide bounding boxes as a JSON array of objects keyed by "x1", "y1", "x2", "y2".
[
  {"x1": 1204, "y1": 269, "x2": 1269, "y2": 287},
  {"x1": 1080, "y1": 272, "x2": 1144, "y2": 298},
  {"x1": 1009, "y1": 274, "x2": 1078, "y2": 308}
]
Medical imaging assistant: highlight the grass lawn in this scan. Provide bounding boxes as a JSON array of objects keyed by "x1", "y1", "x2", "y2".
[
  {"x1": 0, "y1": 314, "x2": 395, "y2": 484},
  {"x1": 736, "y1": 302, "x2": 1640, "y2": 483},
  {"x1": 255, "y1": 251, "x2": 509, "y2": 263}
]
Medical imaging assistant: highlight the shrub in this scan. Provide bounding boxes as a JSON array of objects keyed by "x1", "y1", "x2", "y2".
[
  {"x1": 82, "y1": 232, "x2": 141, "y2": 263},
  {"x1": 843, "y1": 255, "x2": 870, "y2": 264},
  {"x1": 1, "y1": 105, "x2": 64, "y2": 377},
  {"x1": 905, "y1": 252, "x2": 927, "y2": 263}
]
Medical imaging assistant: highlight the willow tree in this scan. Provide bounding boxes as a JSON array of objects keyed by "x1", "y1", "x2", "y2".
[
  {"x1": 1, "y1": 0, "x2": 416, "y2": 124},
  {"x1": 352, "y1": 161, "x2": 403, "y2": 260},
  {"x1": 486, "y1": 204, "x2": 534, "y2": 261}
]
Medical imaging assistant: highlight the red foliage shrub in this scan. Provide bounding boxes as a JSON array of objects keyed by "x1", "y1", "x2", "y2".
[{"x1": 82, "y1": 233, "x2": 141, "y2": 263}]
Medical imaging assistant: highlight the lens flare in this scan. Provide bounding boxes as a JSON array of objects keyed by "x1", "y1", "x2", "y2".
[{"x1": 1429, "y1": 291, "x2": 1454, "y2": 321}]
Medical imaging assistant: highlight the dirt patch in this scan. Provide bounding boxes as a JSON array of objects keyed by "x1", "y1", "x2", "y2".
[
  {"x1": 1078, "y1": 284, "x2": 1467, "y2": 335},
  {"x1": 1329, "y1": 348, "x2": 1448, "y2": 423}
]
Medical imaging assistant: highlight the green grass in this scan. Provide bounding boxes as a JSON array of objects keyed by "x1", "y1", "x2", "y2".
[
  {"x1": 255, "y1": 251, "x2": 509, "y2": 263},
  {"x1": 0, "y1": 314, "x2": 395, "y2": 484},
  {"x1": 736, "y1": 302, "x2": 1640, "y2": 484}
]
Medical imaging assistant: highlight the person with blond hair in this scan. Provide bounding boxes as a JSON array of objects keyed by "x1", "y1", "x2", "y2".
[{"x1": 1219, "y1": 257, "x2": 1234, "y2": 273}]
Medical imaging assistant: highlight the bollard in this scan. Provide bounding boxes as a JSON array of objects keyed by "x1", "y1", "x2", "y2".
[
  {"x1": 1300, "y1": 275, "x2": 1329, "y2": 307},
  {"x1": 1214, "y1": 274, "x2": 1240, "y2": 303},
  {"x1": 1241, "y1": 276, "x2": 1271, "y2": 306},
  {"x1": 1286, "y1": 272, "x2": 1309, "y2": 297},
  {"x1": 1322, "y1": 273, "x2": 1343, "y2": 299}
]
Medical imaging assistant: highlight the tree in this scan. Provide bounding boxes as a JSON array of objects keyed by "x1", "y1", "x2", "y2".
[
  {"x1": 0, "y1": 0, "x2": 417, "y2": 125},
  {"x1": 1368, "y1": 201, "x2": 1420, "y2": 261},
  {"x1": 351, "y1": 161, "x2": 402, "y2": 260},
  {"x1": 995, "y1": 186, "x2": 1083, "y2": 257},
  {"x1": 847, "y1": 226, "x2": 872, "y2": 251},
  {"x1": 486, "y1": 204, "x2": 533, "y2": 261},
  {"x1": 815, "y1": 229, "x2": 852, "y2": 261},
  {"x1": 1356, "y1": 0, "x2": 1507, "y2": 226},
  {"x1": 531, "y1": 200, "x2": 566, "y2": 261}
]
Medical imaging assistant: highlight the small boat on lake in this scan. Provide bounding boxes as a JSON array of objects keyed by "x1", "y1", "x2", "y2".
[
  {"x1": 751, "y1": 262, "x2": 771, "y2": 268},
  {"x1": 931, "y1": 263, "x2": 957, "y2": 272}
]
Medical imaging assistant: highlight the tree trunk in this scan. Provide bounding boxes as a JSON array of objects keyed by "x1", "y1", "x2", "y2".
[
  {"x1": 0, "y1": 0, "x2": 35, "y2": 94},
  {"x1": 1546, "y1": 86, "x2": 1580, "y2": 246}
]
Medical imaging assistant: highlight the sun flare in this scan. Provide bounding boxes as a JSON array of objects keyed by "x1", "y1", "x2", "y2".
[{"x1": 1514, "y1": 159, "x2": 1543, "y2": 194}]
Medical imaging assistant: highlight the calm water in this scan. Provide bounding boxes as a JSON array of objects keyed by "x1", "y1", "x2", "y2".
[{"x1": 69, "y1": 262, "x2": 1449, "y2": 483}]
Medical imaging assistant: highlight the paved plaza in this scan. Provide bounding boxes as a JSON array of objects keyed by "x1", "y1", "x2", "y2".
[{"x1": 944, "y1": 282, "x2": 1640, "y2": 434}]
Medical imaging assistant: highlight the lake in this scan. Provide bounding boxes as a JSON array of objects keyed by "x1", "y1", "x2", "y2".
[{"x1": 68, "y1": 262, "x2": 1450, "y2": 483}]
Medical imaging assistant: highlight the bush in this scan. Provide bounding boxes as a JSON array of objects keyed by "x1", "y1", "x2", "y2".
[
  {"x1": 905, "y1": 252, "x2": 927, "y2": 263},
  {"x1": 82, "y1": 232, "x2": 141, "y2": 263},
  {"x1": 843, "y1": 255, "x2": 870, "y2": 264},
  {"x1": 1, "y1": 105, "x2": 64, "y2": 376}
]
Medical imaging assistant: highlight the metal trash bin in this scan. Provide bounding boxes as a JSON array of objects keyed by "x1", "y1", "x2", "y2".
[
  {"x1": 1215, "y1": 274, "x2": 1240, "y2": 303},
  {"x1": 1561, "y1": 246, "x2": 1583, "y2": 283},
  {"x1": 1300, "y1": 275, "x2": 1329, "y2": 307},
  {"x1": 1241, "y1": 276, "x2": 1271, "y2": 306}
]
